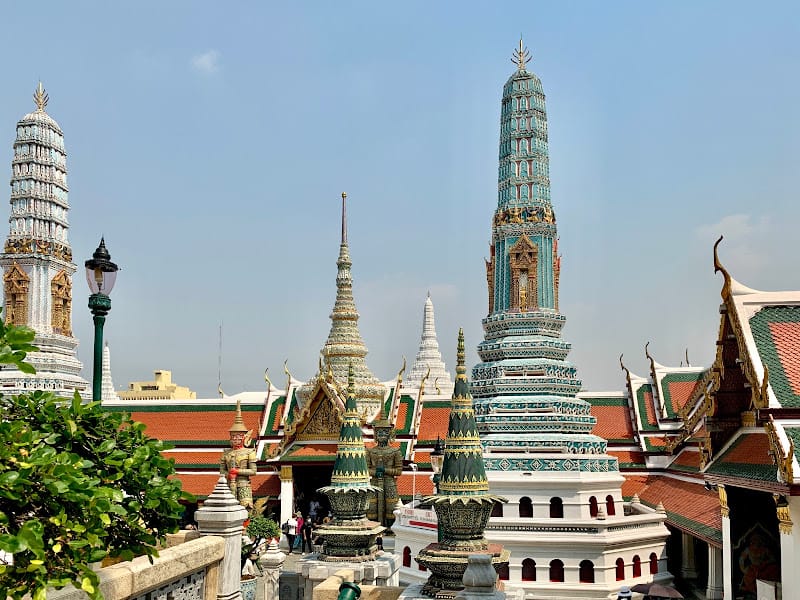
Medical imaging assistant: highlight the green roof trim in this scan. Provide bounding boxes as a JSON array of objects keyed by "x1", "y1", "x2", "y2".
[
  {"x1": 660, "y1": 371, "x2": 706, "y2": 418},
  {"x1": 750, "y1": 306, "x2": 800, "y2": 408},
  {"x1": 285, "y1": 389, "x2": 299, "y2": 427},
  {"x1": 266, "y1": 395, "x2": 286, "y2": 434},
  {"x1": 636, "y1": 384, "x2": 659, "y2": 431},
  {"x1": 636, "y1": 499, "x2": 722, "y2": 545},
  {"x1": 394, "y1": 394, "x2": 416, "y2": 435},
  {"x1": 785, "y1": 427, "x2": 800, "y2": 463},
  {"x1": 105, "y1": 403, "x2": 264, "y2": 413},
  {"x1": 706, "y1": 434, "x2": 777, "y2": 482},
  {"x1": 585, "y1": 396, "x2": 628, "y2": 407}
]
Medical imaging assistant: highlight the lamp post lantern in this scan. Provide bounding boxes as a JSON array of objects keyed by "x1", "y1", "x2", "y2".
[{"x1": 85, "y1": 238, "x2": 118, "y2": 401}]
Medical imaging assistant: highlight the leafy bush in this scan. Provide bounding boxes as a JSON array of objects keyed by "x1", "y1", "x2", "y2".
[{"x1": 0, "y1": 318, "x2": 193, "y2": 599}]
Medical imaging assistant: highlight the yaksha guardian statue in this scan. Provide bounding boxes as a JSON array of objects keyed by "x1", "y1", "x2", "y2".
[
  {"x1": 366, "y1": 414, "x2": 403, "y2": 528},
  {"x1": 220, "y1": 400, "x2": 257, "y2": 509}
]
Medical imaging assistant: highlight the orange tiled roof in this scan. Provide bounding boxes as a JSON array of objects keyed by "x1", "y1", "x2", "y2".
[
  {"x1": 670, "y1": 449, "x2": 702, "y2": 472},
  {"x1": 413, "y1": 451, "x2": 431, "y2": 466},
  {"x1": 397, "y1": 473, "x2": 434, "y2": 496},
  {"x1": 283, "y1": 443, "x2": 338, "y2": 461},
  {"x1": 163, "y1": 450, "x2": 224, "y2": 467},
  {"x1": 129, "y1": 409, "x2": 262, "y2": 443},
  {"x1": 642, "y1": 388, "x2": 657, "y2": 427},
  {"x1": 721, "y1": 433, "x2": 772, "y2": 465},
  {"x1": 639, "y1": 476, "x2": 721, "y2": 543},
  {"x1": 591, "y1": 405, "x2": 635, "y2": 441},
  {"x1": 770, "y1": 322, "x2": 800, "y2": 395},
  {"x1": 174, "y1": 473, "x2": 280, "y2": 498},
  {"x1": 666, "y1": 380, "x2": 702, "y2": 414},
  {"x1": 609, "y1": 450, "x2": 646, "y2": 467},
  {"x1": 395, "y1": 402, "x2": 409, "y2": 431},
  {"x1": 621, "y1": 475, "x2": 650, "y2": 498},
  {"x1": 416, "y1": 405, "x2": 450, "y2": 443}
]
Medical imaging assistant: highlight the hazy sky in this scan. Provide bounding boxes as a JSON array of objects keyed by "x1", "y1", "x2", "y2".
[{"x1": 1, "y1": 2, "x2": 798, "y2": 397}]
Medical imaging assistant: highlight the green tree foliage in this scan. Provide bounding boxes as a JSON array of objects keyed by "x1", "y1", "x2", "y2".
[{"x1": 0, "y1": 318, "x2": 193, "y2": 599}]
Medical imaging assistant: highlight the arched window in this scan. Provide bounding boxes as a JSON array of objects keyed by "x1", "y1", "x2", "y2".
[
  {"x1": 519, "y1": 497, "x2": 533, "y2": 518},
  {"x1": 632, "y1": 555, "x2": 641, "y2": 578},
  {"x1": 549, "y1": 559, "x2": 564, "y2": 582},
  {"x1": 491, "y1": 502, "x2": 503, "y2": 517},
  {"x1": 615, "y1": 558, "x2": 625, "y2": 581},
  {"x1": 419, "y1": 562, "x2": 427, "y2": 572},
  {"x1": 403, "y1": 547, "x2": 411, "y2": 568},
  {"x1": 550, "y1": 497, "x2": 564, "y2": 519},
  {"x1": 498, "y1": 563, "x2": 509, "y2": 581},
  {"x1": 589, "y1": 496, "x2": 598, "y2": 518},
  {"x1": 649, "y1": 553, "x2": 659, "y2": 575},
  {"x1": 522, "y1": 558, "x2": 536, "y2": 581},
  {"x1": 579, "y1": 560, "x2": 595, "y2": 583},
  {"x1": 606, "y1": 495, "x2": 616, "y2": 516}
]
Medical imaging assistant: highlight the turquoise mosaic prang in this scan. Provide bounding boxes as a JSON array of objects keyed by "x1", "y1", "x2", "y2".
[{"x1": 471, "y1": 55, "x2": 619, "y2": 475}]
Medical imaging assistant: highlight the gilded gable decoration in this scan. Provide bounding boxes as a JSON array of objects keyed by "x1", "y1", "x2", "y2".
[
  {"x1": 765, "y1": 415, "x2": 794, "y2": 485},
  {"x1": 4, "y1": 262, "x2": 29, "y2": 326},
  {"x1": 50, "y1": 269, "x2": 72, "y2": 336}
]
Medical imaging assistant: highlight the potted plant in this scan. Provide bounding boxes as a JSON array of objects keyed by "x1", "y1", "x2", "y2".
[{"x1": 241, "y1": 516, "x2": 281, "y2": 600}]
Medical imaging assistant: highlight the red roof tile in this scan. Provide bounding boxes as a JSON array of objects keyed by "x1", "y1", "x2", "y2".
[
  {"x1": 671, "y1": 450, "x2": 702, "y2": 471},
  {"x1": 610, "y1": 450, "x2": 646, "y2": 466},
  {"x1": 769, "y1": 322, "x2": 800, "y2": 395},
  {"x1": 283, "y1": 443, "x2": 338, "y2": 460},
  {"x1": 722, "y1": 433, "x2": 772, "y2": 465},
  {"x1": 130, "y1": 409, "x2": 262, "y2": 443},
  {"x1": 174, "y1": 473, "x2": 280, "y2": 498},
  {"x1": 591, "y1": 405, "x2": 635, "y2": 440},
  {"x1": 667, "y1": 380, "x2": 701, "y2": 414},
  {"x1": 163, "y1": 450, "x2": 223, "y2": 466},
  {"x1": 416, "y1": 406, "x2": 450, "y2": 443},
  {"x1": 397, "y1": 473, "x2": 434, "y2": 496},
  {"x1": 642, "y1": 389, "x2": 657, "y2": 427},
  {"x1": 639, "y1": 477, "x2": 721, "y2": 533},
  {"x1": 621, "y1": 475, "x2": 650, "y2": 498}
]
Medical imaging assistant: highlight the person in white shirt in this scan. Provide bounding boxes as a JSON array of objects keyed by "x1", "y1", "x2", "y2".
[{"x1": 285, "y1": 515, "x2": 298, "y2": 554}]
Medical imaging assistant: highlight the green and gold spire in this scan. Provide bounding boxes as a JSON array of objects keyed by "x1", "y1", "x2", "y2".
[
  {"x1": 327, "y1": 362, "x2": 373, "y2": 490},
  {"x1": 437, "y1": 328, "x2": 490, "y2": 496}
]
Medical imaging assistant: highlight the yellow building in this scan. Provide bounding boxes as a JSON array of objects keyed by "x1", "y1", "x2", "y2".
[{"x1": 118, "y1": 370, "x2": 196, "y2": 400}]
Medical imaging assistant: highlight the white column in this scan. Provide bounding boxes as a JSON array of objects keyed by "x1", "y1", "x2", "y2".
[
  {"x1": 681, "y1": 532, "x2": 697, "y2": 579},
  {"x1": 778, "y1": 496, "x2": 799, "y2": 594},
  {"x1": 706, "y1": 545, "x2": 723, "y2": 599},
  {"x1": 722, "y1": 512, "x2": 732, "y2": 600},
  {"x1": 196, "y1": 476, "x2": 248, "y2": 600},
  {"x1": 279, "y1": 465, "x2": 294, "y2": 549}
]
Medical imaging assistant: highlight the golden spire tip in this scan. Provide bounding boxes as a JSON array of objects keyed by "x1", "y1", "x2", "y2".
[{"x1": 33, "y1": 82, "x2": 49, "y2": 112}]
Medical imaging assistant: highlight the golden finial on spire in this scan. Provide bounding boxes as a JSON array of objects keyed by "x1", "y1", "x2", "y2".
[
  {"x1": 33, "y1": 82, "x2": 49, "y2": 112},
  {"x1": 511, "y1": 38, "x2": 531, "y2": 71}
]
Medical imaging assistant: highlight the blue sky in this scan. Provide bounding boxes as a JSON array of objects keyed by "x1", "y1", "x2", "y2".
[{"x1": 1, "y1": 2, "x2": 799, "y2": 397}]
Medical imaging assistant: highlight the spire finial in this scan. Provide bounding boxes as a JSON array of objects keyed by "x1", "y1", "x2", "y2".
[
  {"x1": 229, "y1": 399, "x2": 248, "y2": 433},
  {"x1": 511, "y1": 38, "x2": 531, "y2": 71},
  {"x1": 456, "y1": 327, "x2": 466, "y2": 381},
  {"x1": 33, "y1": 82, "x2": 49, "y2": 112},
  {"x1": 341, "y1": 192, "x2": 348, "y2": 245}
]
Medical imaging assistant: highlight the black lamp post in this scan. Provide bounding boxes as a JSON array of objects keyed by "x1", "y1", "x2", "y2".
[
  {"x1": 85, "y1": 238, "x2": 118, "y2": 401},
  {"x1": 430, "y1": 435, "x2": 445, "y2": 494}
]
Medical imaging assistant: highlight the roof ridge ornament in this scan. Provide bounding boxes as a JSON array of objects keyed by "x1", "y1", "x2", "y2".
[
  {"x1": 713, "y1": 235, "x2": 732, "y2": 299},
  {"x1": 511, "y1": 38, "x2": 531, "y2": 71},
  {"x1": 33, "y1": 82, "x2": 48, "y2": 112}
]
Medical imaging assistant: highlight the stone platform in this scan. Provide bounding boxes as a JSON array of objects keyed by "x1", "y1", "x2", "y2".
[{"x1": 296, "y1": 552, "x2": 400, "y2": 600}]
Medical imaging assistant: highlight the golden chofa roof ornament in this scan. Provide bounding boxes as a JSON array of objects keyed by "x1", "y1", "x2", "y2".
[
  {"x1": 229, "y1": 399, "x2": 248, "y2": 433},
  {"x1": 33, "y1": 82, "x2": 49, "y2": 112},
  {"x1": 511, "y1": 38, "x2": 531, "y2": 71}
]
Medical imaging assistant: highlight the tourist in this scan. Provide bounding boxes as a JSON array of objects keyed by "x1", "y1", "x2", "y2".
[
  {"x1": 285, "y1": 513, "x2": 298, "y2": 554},
  {"x1": 301, "y1": 515, "x2": 313, "y2": 554},
  {"x1": 294, "y1": 512, "x2": 304, "y2": 551}
]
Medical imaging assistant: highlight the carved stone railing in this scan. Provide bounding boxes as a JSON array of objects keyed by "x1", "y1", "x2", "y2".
[{"x1": 47, "y1": 533, "x2": 225, "y2": 600}]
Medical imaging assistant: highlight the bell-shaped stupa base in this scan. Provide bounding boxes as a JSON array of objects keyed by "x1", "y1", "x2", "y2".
[
  {"x1": 317, "y1": 486, "x2": 385, "y2": 561},
  {"x1": 415, "y1": 543, "x2": 510, "y2": 595}
]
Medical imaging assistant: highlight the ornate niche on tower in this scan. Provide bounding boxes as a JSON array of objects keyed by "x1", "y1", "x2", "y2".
[
  {"x1": 508, "y1": 235, "x2": 538, "y2": 312},
  {"x1": 50, "y1": 270, "x2": 72, "y2": 336},
  {"x1": 485, "y1": 245, "x2": 495, "y2": 314},
  {"x1": 4, "y1": 262, "x2": 30, "y2": 326}
]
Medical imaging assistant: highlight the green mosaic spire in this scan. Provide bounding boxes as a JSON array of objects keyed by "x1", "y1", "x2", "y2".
[
  {"x1": 328, "y1": 362, "x2": 372, "y2": 489},
  {"x1": 438, "y1": 329, "x2": 489, "y2": 496}
]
